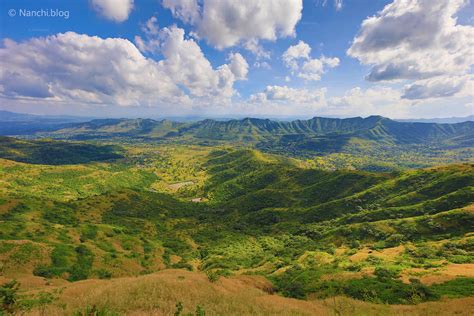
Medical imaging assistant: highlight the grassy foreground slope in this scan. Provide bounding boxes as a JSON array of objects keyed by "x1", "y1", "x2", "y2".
[
  {"x1": 8, "y1": 270, "x2": 474, "y2": 315},
  {"x1": 0, "y1": 140, "x2": 473, "y2": 313}
]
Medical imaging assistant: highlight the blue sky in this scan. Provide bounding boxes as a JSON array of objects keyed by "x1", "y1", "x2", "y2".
[{"x1": 0, "y1": 0, "x2": 473, "y2": 119}]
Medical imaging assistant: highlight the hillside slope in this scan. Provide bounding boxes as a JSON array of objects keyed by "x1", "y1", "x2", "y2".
[
  {"x1": 8, "y1": 269, "x2": 474, "y2": 315},
  {"x1": 0, "y1": 136, "x2": 123, "y2": 165},
  {"x1": 1, "y1": 144, "x2": 472, "y2": 308},
  {"x1": 21, "y1": 116, "x2": 472, "y2": 170},
  {"x1": 31, "y1": 116, "x2": 473, "y2": 148}
]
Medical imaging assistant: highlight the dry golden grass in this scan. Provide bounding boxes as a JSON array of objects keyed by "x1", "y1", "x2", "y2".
[
  {"x1": 19, "y1": 269, "x2": 474, "y2": 316},
  {"x1": 0, "y1": 240, "x2": 50, "y2": 276},
  {"x1": 401, "y1": 263, "x2": 474, "y2": 285},
  {"x1": 349, "y1": 245, "x2": 405, "y2": 263}
]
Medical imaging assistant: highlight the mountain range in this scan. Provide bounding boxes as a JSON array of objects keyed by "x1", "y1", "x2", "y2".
[{"x1": 6, "y1": 114, "x2": 469, "y2": 145}]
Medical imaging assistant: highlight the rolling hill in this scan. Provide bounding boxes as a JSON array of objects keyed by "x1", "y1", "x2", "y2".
[
  {"x1": 33, "y1": 115, "x2": 474, "y2": 146},
  {"x1": 0, "y1": 140, "x2": 472, "y2": 314},
  {"x1": 5, "y1": 115, "x2": 465, "y2": 171},
  {"x1": 0, "y1": 136, "x2": 123, "y2": 165}
]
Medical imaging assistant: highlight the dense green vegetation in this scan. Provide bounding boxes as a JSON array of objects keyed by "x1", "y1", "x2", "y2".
[
  {"x1": 0, "y1": 136, "x2": 122, "y2": 165},
  {"x1": 0, "y1": 131, "x2": 472, "y2": 312},
  {"x1": 24, "y1": 115, "x2": 473, "y2": 170}
]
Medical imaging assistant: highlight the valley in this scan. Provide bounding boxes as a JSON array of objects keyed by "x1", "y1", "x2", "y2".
[
  {"x1": 1, "y1": 0, "x2": 473, "y2": 313},
  {"x1": 0, "y1": 118, "x2": 473, "y2": 314}
]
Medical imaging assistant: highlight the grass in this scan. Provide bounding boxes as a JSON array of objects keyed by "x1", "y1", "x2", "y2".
[
  {"x1": 431, "y1": 278, "x2": 474, "y2": 298},
  {"x1": 10, "y1": 270, "x2": 474, "y2": 316},
  {"x1": 0, "y1": 142, "x2": 472, "y2": 312}
]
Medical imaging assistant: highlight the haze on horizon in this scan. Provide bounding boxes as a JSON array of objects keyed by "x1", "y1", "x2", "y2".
[{"x1": 0, "y1": 0, "x2": 473, "y2": 119}]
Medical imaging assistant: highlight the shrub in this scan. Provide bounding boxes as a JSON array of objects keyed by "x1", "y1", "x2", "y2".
[
  {"x1": 80, "y1": 225, "x2": 98, "y2": 242},
  {"x1": 374, "y1": 267, "x2": 400, "y2": 279},
  {"x1": 174, "y1": 302, "x2": 184, "y2": 316},
  {"x1": 206, "y1": 270, "x2": 232, "y2": 282},
  {"x1": 342, "y1": 277, "x2": 438, "y2": 304},
  {"x1": 430, "y1": 278, "x2": 474, "y2": 298},
  {"x1": 96, "y1": 269, "x2": 112, "y2": 279},
  {"x1": 0, "y1": 280, "x2": 19, "y2": 314},
  {"x1": 68, "y1": 245, "x2": 94, "y2": 281}
]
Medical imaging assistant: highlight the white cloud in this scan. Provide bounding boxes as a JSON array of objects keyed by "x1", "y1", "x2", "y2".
[
  {"x1": 244, "y1": 39, "x2": 271, "y2": 60},
  {"x1": 282, "y1": 41, "x2": 339, "y2": 81},
  {"x1": 254, "y1": 61, "x2": 271, "y2": 70},
  {"x1": 319, "y1": 0, "x2": 344, "y2": 11},
  {"x1": 298, "y1": 56, "x2": 340, "y2": 81},
  {"x1": 134, "y1": 35, "x2": 160, "y2": 54},
  {"x1": 250, "y1": 85, "x2": 326, "y2": 105},
  {"x1": 162, "y1": 0, "x2": 303, "y2": 50},
  {"x1": 402, "y1": 75, "x2": 473, "y2": 100},
  {"x1": 134, "y1": 35, "x2": 147, "y2": 52},
  {"x1": 326, "y1": 86, "x2": 474, "y2": 119},
  {"x1": 247, "y1": 84, "x2": 473, "y2": 119},
  {"x1": 348, "y1": 0, "x2": 474, "y2": 85},
  {"x1": 135, "y1": 16, "x2": 161, "y2": 53},
  {"x1": 90, "y1": 0, "x2": 134, "y2": 22},
  {"x1": 0, "y1": 33, "x2": 182, "y2": 106},
  {"x1": 158, "y1": 26, "x2": 248, "y2": 100},
  {"x1": 0, "y1": 30, "x2": 248, "y2": 108},
  {"x1": 327, "y1": 86, "x2": 412, "y2": 117},
  {"x1": 162, "y1": 0, "x2": 200, "y2": 24},
  {"x1": 282, "y1": 40, "x2": 311, "y2": 70},
  {"x1": 243, "y1": 85, "x2": 328, "y2": 117},
  {"x1": 228, "y1": 53, "x2": 249, "y2": 80},
  {"x1": 142, "y1": 16, "x2": 159, "y2": 35}
]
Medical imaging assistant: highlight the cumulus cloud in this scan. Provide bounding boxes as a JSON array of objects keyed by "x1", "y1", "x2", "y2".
[
  {"x1": 90, "y1": 0, "x2": 134, "y2": 22},
  {"x1": 245, "y1": 83, "x2": 472, "y2": 118},
  {"x1": 162, "y1": 0, "x2": 303, "y2": 50},
  {"x1": 283, "y1": 41, "x2": 339, "y2": 81},
  {"x1": 162, "y1": 0, "x2": 200, "y2": 24},
  {"x1": 142, "y1": 16, "x2": 159, "y2": 35},
  {"x1": 134, "y1": 16, "x2": 161, "y2": 53},
  {"x1": 348, "y1": 0, "x2": 474, "y2": 85},
  {"x1": 158, "y1": 26, "x2": 248, "y2": 99},
  {"x1": 228, "y1": 53, "x2": 249, "y2": 80},
  {"x1": 0, "y1": 33, "x2": 182, "y2": 106},
  {"x1": 250, "y1": 85, "x2": 326, "y2": 105},
  {"x1": 244, "y1": 39, "x2": 271, "y2": 60},
  {"x1": 282, "y1": 40, "x2": 311, "y2": 70},
  {"x1": 402, "y1": 75, "x2": 473, "y2": 100},
  {"x1": 327, "y1": 86, "x2": 412, "y2": 117},
  {"x1": 0, "y1": 30, "x2": 248, "y2": 107}
]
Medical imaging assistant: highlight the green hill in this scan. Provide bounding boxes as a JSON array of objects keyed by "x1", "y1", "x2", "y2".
[
  {"x1": 36, "y1": 115, "x2": 472, "y2": 146},
  {"x1": 0, "y1": 142, "x2": 472, "y2": 311},
  {"x1": 0, "y1": 136, "x2": 123, "y2": 165},
  {"x1": 27, "y1": 116, "x2": 472, "y2": 170}
]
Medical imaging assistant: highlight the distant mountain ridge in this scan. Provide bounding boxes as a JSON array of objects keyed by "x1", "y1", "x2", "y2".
[
  {"x1": 396, "y1": 115, "x2": 474, "y2": 124},
  {"x1": 0, "y1": 110, "x2": 94, "y2": 135},
  {"x1": 47, "y1": 115, "x2": 474, "y2": 146},
  {"x1": 1, "y1": 112, "x2": 473, "y2": 158}
]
